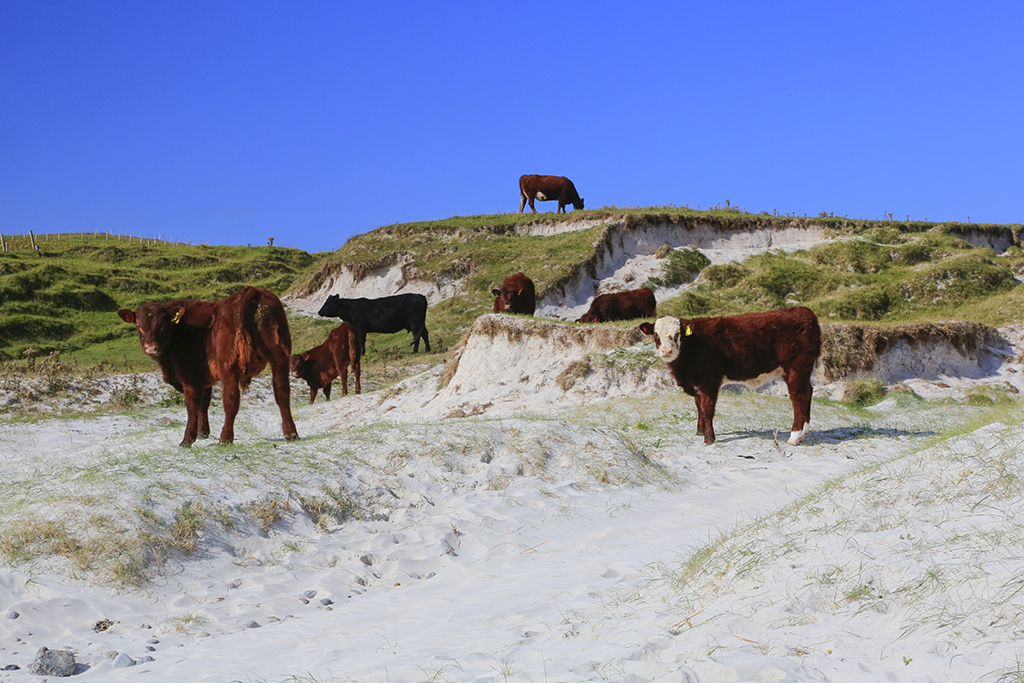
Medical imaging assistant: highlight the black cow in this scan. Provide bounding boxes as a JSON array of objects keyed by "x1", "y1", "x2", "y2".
[{"x1": 318, "y1": 293, "x2": 431, "y2": 353}]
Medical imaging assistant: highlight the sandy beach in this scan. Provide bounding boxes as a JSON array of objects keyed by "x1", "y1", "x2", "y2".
[{"x1": 1, "y1": 313, "x2": 1023, "y2": 683}]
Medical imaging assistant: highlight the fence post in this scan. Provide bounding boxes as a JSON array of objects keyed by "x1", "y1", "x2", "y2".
[{"x1": 29, "y1": 231, "x2": 39, "y2": 251}]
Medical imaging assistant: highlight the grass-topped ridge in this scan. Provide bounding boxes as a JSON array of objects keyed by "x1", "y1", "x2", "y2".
[{"x1": 1, "y1": 209, "x2": 1021, "y2": 370}]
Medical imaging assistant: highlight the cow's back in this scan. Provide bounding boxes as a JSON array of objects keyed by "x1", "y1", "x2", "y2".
[
  {"x1": 694, "y1": 307, "x2": 820, "y2": 377},
  {"x1": 210, "y1": 287, "x2": 291, "y2": 386}
]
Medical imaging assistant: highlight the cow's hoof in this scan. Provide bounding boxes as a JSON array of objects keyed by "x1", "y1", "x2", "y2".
[{"x1": 787, "y1": 425, "x2": 809, "y2": 446}]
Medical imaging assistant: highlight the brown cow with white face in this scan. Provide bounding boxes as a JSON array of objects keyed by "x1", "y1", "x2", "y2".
[
  {"x1": 519, "y1": 175, "x2": 584, "y2": 214},
  {"x1": 639, "y1": 306, "x2": 821, "y2": 446},
  {"x1": 492, "y1": 272, "x2": 536, "y2": 315},
  {"x1": 118, "y1": 286, "x2": 298, "y2": 447}
]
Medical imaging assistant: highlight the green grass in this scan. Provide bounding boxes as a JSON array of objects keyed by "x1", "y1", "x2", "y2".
[
  {"x1": 657, "y1": 224, "x2": 1023, "y2": 325},
  {"x1": 0, "y1": 235, "x2": 324, "y2": 364},
  {"x1": 2, "y1": 211, "x2": 1021, "y2": 372}
]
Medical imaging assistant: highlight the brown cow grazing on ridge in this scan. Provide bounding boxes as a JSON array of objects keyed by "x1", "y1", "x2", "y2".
[
  {"x1": 519, "y1": 174, "x2": 584, "y2": 214},
  {"x1": 577, "y1": 288, "x2": 656, "y2": 323},
  {"x1": 492, "y1": 272, "x2": 536, "y2": 315},
  {"x1": 639, "y1": 306, "x2": 820, "y2": 446},
  {"x1": 118, "y1": 286, "x2": 298, "y2": 447},
  {"x1": 290, "y1": 322, "x2": 362, "y2": 403}
]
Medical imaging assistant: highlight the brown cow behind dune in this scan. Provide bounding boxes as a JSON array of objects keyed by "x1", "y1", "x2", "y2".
[
  {"x1": 519, "y1": 174, "x2": 584, "y2": 214},
  {"x1": 576, "y1": 288, "x2": 656, "y2": 323},
  {"x1": 290, "y1": 322, "x2": 362, "y2": 403},
  {"x1": 492, "y1": 272, "x2": 536, "y2": 315},
  {"x1": 118, "y1": 286, "x2": 298, "y2": 447}
]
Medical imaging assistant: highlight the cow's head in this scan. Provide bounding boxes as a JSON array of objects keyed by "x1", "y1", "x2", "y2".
[
  {"x1": 492, "y1": 286, "x2": 522, "y2": 313},
  {"x1": 573, "y1": 197, "x2": 585, "y2": 211},
  {"x1": 289, "y1": 353, "x2": 310, "y2": 378},
  {"x1": 318, "y1": 294, "x2": 352, "y2": 320},
  {"x1": 576, "y1": 312, "x2": 598, "y2": 323},
  {"x1": 118, "y1": 303, "x2": 184, "y2": 359},
  {"x1": 639, "y1": 316, "x2": 686, "y2": 363}
]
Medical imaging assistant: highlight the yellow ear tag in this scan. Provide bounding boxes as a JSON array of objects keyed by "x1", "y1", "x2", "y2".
[
  {"x1": 172, "y1": 310, "x2": 184, "y2": 324},
  {"x1": 685, "y1": 325, "x2": 693, "y2": 336}
]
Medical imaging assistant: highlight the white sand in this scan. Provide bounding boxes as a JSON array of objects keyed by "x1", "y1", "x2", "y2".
[{"x1": 1, "y1": 317, "x2": 1023, "y2": 682}]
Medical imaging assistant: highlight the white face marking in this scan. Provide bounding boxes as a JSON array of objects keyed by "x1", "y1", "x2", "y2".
[{"x1": 653, "y1": 317, "x2": 682, "y2": 362}]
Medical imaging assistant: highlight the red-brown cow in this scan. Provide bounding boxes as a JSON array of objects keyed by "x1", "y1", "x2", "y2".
[
  {"x1": 639, "y1": 306, "x2": 821, "y2": 446},
  {"x1": 290, "y1": 322, "x2": 362, "y2": 403},
  {"x1": 118, "y1": 286, "x2": 298, "y2": 447},
  {"x1": 519, "y1": 174, "x2": 585, "y2": 214},
  {"x1": 577, "y1": 288, "x2": 656, "y2": 323},
  {"x1": 492, "y1": 272, "x2": 536, "y2": 315}
]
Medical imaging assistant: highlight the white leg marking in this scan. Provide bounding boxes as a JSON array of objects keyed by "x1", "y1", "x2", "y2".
[{"x1": 787, "y1": 423, "x2": 810, "y2": 446}]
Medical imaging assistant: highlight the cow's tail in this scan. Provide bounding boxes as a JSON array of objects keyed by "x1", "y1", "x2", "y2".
[{"x1": 238, "y1": 287, "x2": 292, "y2": 390}]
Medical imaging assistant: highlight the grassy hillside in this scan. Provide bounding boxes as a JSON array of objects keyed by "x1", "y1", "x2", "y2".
[
  {"x1": 307, "y1": 209, "x2": 1024, "y2": 338},
  {"x1": 1, "y1": 210, "x2": 1022, "y2": 373},
  {"x1": 0, "y1": 236, "x2": 324, "y2": 366}
]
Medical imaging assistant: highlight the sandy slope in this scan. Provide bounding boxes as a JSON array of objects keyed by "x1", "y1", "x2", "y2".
[{"x1": 1, "y1": 319, "x2": 1023, "y2": 683}]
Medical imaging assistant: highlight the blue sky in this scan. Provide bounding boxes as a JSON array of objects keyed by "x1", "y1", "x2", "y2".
[{"x1": 2, "y1": 1, "x2": 1021, "y2": 254}]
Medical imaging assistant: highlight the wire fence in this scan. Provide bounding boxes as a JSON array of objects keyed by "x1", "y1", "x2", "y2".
[{"x1": 0, "y1": 230, "x2": 191, "y2": 253}]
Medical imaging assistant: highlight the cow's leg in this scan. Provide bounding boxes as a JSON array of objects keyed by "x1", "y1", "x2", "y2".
[
  {"x1": 267, "y1": 349, "x2": 299, "y2": 442},
  {"x1": 353, "y1": 356, "x2": 361, "y2": 395},
  {"x1": 693, "y1": 395, "x2": 705, "y2": 436},
  {"x1": 411, "y1": 325, "x2": 430, "y2": 353},
  {"x1": 557, "y1": 200, "x2": 566, "y2": 213},
  {"x1": 696, "y1": 390, "x2": 718, "y2": 445},
  {"x1": 519, "y1": 192, "x2": 527, "y2": 214},
  {"x1": 528, "y1": 196, "x2": 537, "y2": 213},
  {"x1": 323, "y1": 382, "x2": 332, "y2": 400},
  {"x1": 180, "y1": 385, "x2": 203, "y2": 447},
  {"x1": 219, "y1": 371, "x2": 242, "y2": 444},
  {"x1": 785, "y1": 365, "x2": 814, "y2": 445},
  {"x1": 201, "y1": 387, "x2": 213, "y2": 436},
  {"x1": 309, "y1": 387, "x2": 318, "y2": 404}
]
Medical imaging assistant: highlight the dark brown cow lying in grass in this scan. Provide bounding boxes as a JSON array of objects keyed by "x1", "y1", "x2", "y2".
[
  {"x1": 577, "y1": 288, "x2": 656, "y2": 323},
  {"x1": 118, "y1": 286, "x2": 298, "y2": 446},
  {"x1": 492, "y1": 272, "x2": 536, "y2": 315},
  {"x1": 639, "y1": 306, "x2": 821, "y2": 446},
  {"x1": 290, "y1": 322, "x2": 362, "y2": 403},
  {"x1": 519, "y1": 174, "x2": 584, "y2": 213}
]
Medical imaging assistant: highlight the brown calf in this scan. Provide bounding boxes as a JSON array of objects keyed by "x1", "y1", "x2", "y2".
[
  {"x1": 118, "y1": 286, "x2": 298, "y2": 447},
  {"x1": 577, "y1": 288, "x2": 656, "y2": 323},
  {"x1": 492, "y1": 272, "x2": 536, "y2": 315},
  {"x1": 290, "y1": 322, "x2": 362, "y2": 403}
]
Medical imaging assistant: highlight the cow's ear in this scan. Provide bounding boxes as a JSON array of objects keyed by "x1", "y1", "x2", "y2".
[
  {"x1": 171, "y1": 307, "x2": 185, "y2": 324},
  {"x1": 492, "y1": 288, "x2": 501, "y2": 297},
  {"x1": 118, "y1": 309, "x2": 136, "y2": 324},
  {"x1": 639, "y1": 322, "x2": 654, "y2": 335},
  {"x1": 516, "y1": 289, "x2": 523, "y2": 296}
]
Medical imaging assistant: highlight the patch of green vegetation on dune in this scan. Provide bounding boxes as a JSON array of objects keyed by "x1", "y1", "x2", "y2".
[
  {"x1": 659, "y1": 223, "x2": 1023, "y2": 326},
  {"x1": 0, "y1": 238, "x2": 322, "y2": 365}
]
